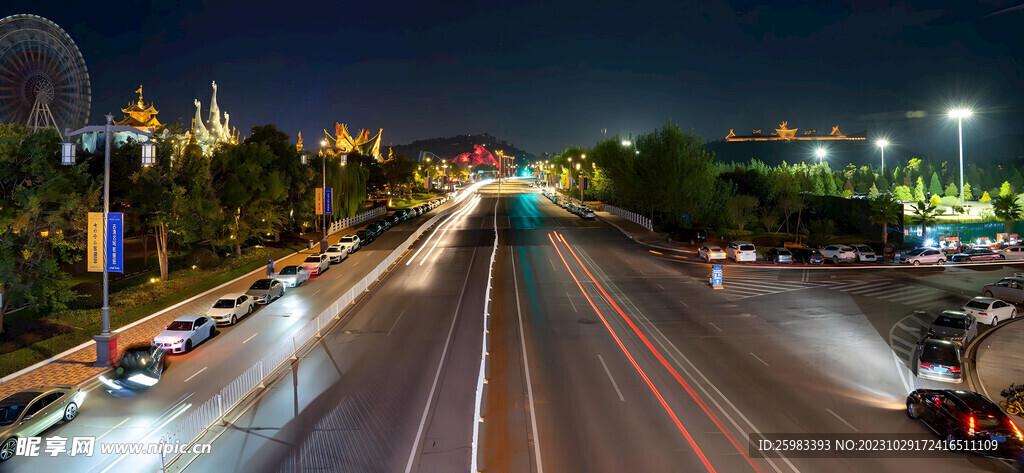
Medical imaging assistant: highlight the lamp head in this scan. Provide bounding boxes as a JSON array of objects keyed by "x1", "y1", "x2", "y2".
[
  {"x1": 814, "y1": 148, "x2": 826, "y2": 159},
  {"x1": 948, "y1": 109, "x2": 973, "y2": 119},
  {"x1": 877, "y1": 139, "x2": 889, "y2": 148}
]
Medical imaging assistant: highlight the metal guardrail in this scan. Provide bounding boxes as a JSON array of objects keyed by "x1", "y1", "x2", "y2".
[
  {"x1": 603, "y1": 204, "x2": 653, "y2": 231},
  {"x1": 158, "y1": 191, "x2": 470, "y2": 469},
  {"x1": 327, "y1": 206, "x2": 387, "y2": 236}
]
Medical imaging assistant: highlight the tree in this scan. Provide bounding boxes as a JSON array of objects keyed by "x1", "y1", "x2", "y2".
[
  {"x1": 725, "y1": 194, "x2": 758, "y2": 231},
  {"x1": 868, "y1": 183, "x2": 879, "y2": 200},
  {"x1": 908, "y1": 200, "x2": 940, "y2": 241},
  {"x1": 913, "y1": 176, "x2": 926, "y2": 202},
  {"x1": 962, "y1": 182, "x2": 973, "y2": 201},
  {"x1": 929, "y1": 172, "x2": 943, "y2": 196},
  {"x1": 992, "y1": 195, "x2": 1024, "y2": 233},
  {"x1": 876, "y1": 174, "x2": 890, "y2": 193},
  {"x1": 893, "y1": 185, "x2": 912, "y2": 201},
  {"x1": 843, "y1": 178, "x2": 855, "y2": 194},
  {"x1": 944, "y1": 182, "x2": 958, "y2": 197},
  {"x1": 929, "y1": 193, "x2": 942, "y2": 208},
  {"x1": 245, "y1": 125, "x2": 314, "y2": 238},
  {"x1": 0, "y1": 126, "x2": 99, "y2": 334},
  {"x1": 210, "y1": 142, "x2": 288, "y2": 255},
  {"x1": 381, "y1": 151, "x2": 418, "y2": 198},
  {"x1": 980, "y1": 191, "x2": 992, "y2": 203},
  {"x1": 870, "y1": 193, "x2": 902, "y2": 246},
  {"x1": 1000, "y1": 181, "x2": 1013, "y2": 198},
  {"x1": 812, "y1": 174, "x2": 826, "y2": 195},
  {"x1": 823, "y1": 173, "x2": 838, "y2": 196}
]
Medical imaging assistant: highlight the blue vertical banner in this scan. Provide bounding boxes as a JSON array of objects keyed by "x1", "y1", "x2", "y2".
[
  {"x1": 107, "y1": 212, "x2": 123, "y2": 273},
  {"x1": 711, "y1": 264, "x2": 723, "y2": 289},
  {"x1": 582, "y1": 177, "x2": 589, "y2": 190},
  {"x1": 324, "y1": 187, "x2": 333, "y2": 215}
]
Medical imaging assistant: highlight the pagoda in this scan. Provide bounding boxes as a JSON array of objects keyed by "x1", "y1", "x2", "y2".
[
  {"x1": 115, "y1": 85, "x2": 163, "y2": 133},
  {"x1": 725, "y1": 121, "x2": 866, "y2": 142}
]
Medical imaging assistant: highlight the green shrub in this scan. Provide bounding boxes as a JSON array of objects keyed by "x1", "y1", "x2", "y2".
[
  {"x1": 939, "y1": 196, "x2": 959, "y2": 207},
  {"x1": 185, "y1": 247, "x2": 220, "y2": 270}
]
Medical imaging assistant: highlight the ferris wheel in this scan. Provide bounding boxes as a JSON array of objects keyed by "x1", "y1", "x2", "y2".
[{"x1": 0, "y1": 14, "x2": 91, "y2": 136}]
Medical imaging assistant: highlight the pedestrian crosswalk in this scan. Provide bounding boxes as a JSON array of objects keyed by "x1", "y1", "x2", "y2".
[
  {"x1": 717, "y1": 278, "x2": 825, "y2": 301},
  {"x1": 824, "y1": 280, "x2": 969, "y2": 312},
  {"x1": 888, "y1": 311, "x2": 934, "y2": 368}
]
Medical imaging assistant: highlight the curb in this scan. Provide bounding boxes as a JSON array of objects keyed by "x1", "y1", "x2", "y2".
[{"x1": 964, "y1": 316, "x2": 1024, "y2": 401}]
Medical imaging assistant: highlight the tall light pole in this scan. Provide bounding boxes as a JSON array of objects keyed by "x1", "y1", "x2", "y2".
[
  {"x1": 876, "y1": 139, "x2": 888, "y2": 174},
  {"x1": 442, "y1": 163, "x2": 449, "y2": 194},
  {"x1": 815, "y1": 147, "x2": 826, "y2": 164},
  {"x1": 319, "y1": 140, "x2": 328, "y2": 251},
  {"x1": 949, "y1": 109, "x2": 973, "y2": 206},
  {"x1": 62, "y1": 114, "x2": 155, "y2": 367}
]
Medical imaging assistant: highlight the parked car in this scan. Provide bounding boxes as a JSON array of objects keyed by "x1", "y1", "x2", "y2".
[
  {"x1": 152, "y1": 315, "x2": 216, "y2": 353},
  {"x1": 357, "y1": 229, "x2": 376, "y2": 244},
  {"x1": 338, "y1": 234, "x2": 361, "y2": 253},
  {"x1": 581, "y1": 208, "x2": 595, "y2": 220},
  {"x1": 375, "y1": 219, "x2": 391, "y2": 231},
  {"x1": 388, "y1": 213, "x2": 402, "y2": 226},
  {"x1": 982, "y1": 276, "x2": 1024, "y2": 303},
  {"x1": 667, "y1": 228, "x2": 709, "y2": 245},
  {"x1": 206, "y1": 293, "x2": 254, "y2": 325},
  {"x1": 906, "y1": 389, "x2": 1024, "y2": 458},
  {"x1": 925, "y1": 310, "x2": 978, "y2": 348},
  {"x1": 0, "y1": 386, "x2": 86, "y2": 460},
  {"x1": 792, "y1": 247, "x2": 824, "y2": 264},
  {"x1": 394, "y1": 209, "x2": 409, "y2": 221},
  {"x1": 849, "y1": 244, "x2": 877, "y2": 262},
  {"x1": 275, "y1": 265, "x2": 310, "y2": 287},
  {"x1": 245, "y1": 279, "x2": 285, "y2": 305},
  {"x1": 961, "y1": 296, "x2": 1016, "y2": 326},
  {"x1": 99, "y1": 344, "x2": 167, "y2": 391},
  {"x1": 726, "y1": 241, "x2": 757, "y2": 263},
  {"x1": 902, "y1": 247, "x2": 946, "y2": 266},
  {"x1": 916, "y1": 338, "x2": 962, "y2": 383},
  {"x1": 820, "y1": 245, "x2": 856, "y2": 264},
  {"x1": 1002, "y1": 245, "x2": 1024, "y2": 260},
  {"x1": 765, "y1": 247, "x2": 794, "y2": 264},
  {"x1": 303, "y1": 253, "x2": 330, "y2": 276},
  {"x1": 949, "y1": 247, "x2": 1005, "y2": 262},
  {"x1": 698, "y1": 245, "x2": 726, "y2": 262},
  {"x1": 325, "y1": 244, "x2": 349, "y2": 263}
]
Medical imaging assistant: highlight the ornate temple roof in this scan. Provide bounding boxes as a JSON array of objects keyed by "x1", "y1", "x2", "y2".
[
  {"x1": 115, "y1": 85, "x2": 163, "y2": 132},
  {"x1": 725, "y1": 121, "x2": 865, "y2": 142},
  {"x1": 323, "y1": 122, "x2": 383, "y2": 160}
]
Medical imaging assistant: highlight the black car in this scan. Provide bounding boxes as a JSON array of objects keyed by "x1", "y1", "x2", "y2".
[
  {"x1": 764, "y1": 247, "x2": 795, "y2": 264},
  {"x1": 357, "y1": 229, "x2": 377, "y2": 243},
  {"x1": 949, "y1": 247, "x2": 1005, "y2": 262},
  {"x1": 394, "y1": 209, "x2": 409, "y2": 221},
  {"x1": 100, "y1": 344, "x2": 168, "y2": 393},
  {"x1": 791, "y1": 247, "x2": 824, "y2": 264},
  {"x1": 375, "y1": 219, "x2": 390, "y2": 231},
  {"x1": 388, "y1": 213, "x2": 402, "y2": 226},
  {"x1": 907, "y1": 389, "x2": 1024, "y2": 458},
  {"x1": 667, "y1": 228, "x2": 708, "y2": 245}
]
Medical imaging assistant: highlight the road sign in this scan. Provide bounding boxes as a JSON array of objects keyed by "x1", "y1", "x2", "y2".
[
  {"x1": 324, "y1": 187, "x2": 333, "y2": 215},
  {"x1": 582, "y1": 177, "x2": 588, "y2": 190},
  {"x1": 315, "y1": 187, "x2": 324, "y2": 215},
  {"x1": 107, "y1": 213, "x2": 123, "y2": 273},
  {"x1": 711, "y1": 264, "x2": 723, "y2": 289},
  {"x1": 87, "y1": 212, "x2": 103, "y2": 272}
]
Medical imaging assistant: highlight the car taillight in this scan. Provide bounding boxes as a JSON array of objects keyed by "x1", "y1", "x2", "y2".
[
  {"x1": 979, "y1": 312, "x2": 987, "y2": 316},
  {"x1": 920, "y1": 362, "x2": 932, "y2": 369},
  {"x1": 1010, "y1": 419, "x2": 1024, "y2": 441},
  {"x1": 969, "y1": 415, "x2": 975, "y2": 436},
  {"x1": 951, "y1": 366, "x2": 961, "y2": 373}
]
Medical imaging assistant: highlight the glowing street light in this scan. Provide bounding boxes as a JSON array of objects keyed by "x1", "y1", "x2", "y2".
[
  {"x1": 876, "y1": 139, "x2": 888, "y2": 173},
  {"x1": 621, "y1": 140, "x2": 631, "y2": 146},
  {"x1": 948, "y1": 108, "x2": 973, "y2": 205},
  {"x1": 814, "y1": 147, "x2": 826, "y2": 164}
]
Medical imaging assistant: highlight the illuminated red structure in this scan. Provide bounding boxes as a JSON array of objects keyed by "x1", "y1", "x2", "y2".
[{"x1": 451, "y1": 144, "x2": 498, "y2": 166}]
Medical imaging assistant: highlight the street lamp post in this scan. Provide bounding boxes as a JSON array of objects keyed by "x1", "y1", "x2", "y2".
[
  {"x1": 62, "y1": 114, "x2": 154, "y2": 367},
  {"x1": 319, "y1": 140, "x2": 328, "y2": 252},
  {"x1": 876, "y1": 139, "x2": 888, "y2": 174},
  {"x1": 442, "y1": 163, "x2": 449, "y2": 194},
  {"x1": 949, "y1": 109, "x2": 973, "y2": 206}
]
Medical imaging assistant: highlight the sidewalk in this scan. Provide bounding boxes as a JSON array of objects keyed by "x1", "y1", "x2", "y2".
[
  {"x1": 593, "y1": 211, "x2": 694, "y2": 254},
  {"x1": 972, "y1": 319, "x2": 1024, "y2": 402},
  {"x1": 0, "y1": 233, "x2": 351, "y2": 400}
]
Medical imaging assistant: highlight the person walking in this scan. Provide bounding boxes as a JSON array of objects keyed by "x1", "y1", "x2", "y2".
[{"x1": 266, "y1": 258, "x2": 275, "y2": 278}]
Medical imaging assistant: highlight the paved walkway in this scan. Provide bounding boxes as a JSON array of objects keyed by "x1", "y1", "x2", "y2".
[
  {"x1": 972, "y1": 318, "x2": 1024, "y2": 403},
  {"x1": 593, "y1": 210, "x2": 694, "y2": 254}
]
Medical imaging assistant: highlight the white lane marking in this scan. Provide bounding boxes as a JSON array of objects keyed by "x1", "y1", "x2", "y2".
[
  {"x1": 183, "y1": 367, "x2": 208, "y2": 383},
  {"x1": 826, "y1": 408, "x2": 860, "y2": 432},
  {"x1": 312, "y1": 289, "x2": 322, "y2": 296},
  {"x1": 242, "y1": 333, "x2": 258, "y2": 344},
  {"x1": 99, "y1": 402, "x2": 191, "y2": 473},
  {"x1": 550, "y1": 258, "x2": 558, "y2": 271},
  {"x1": 95, "y1": 417, "x2": 131, "y2": 442},
  {"x1": 598, "y1": 354, "x2": 626, "y2": 402},
  {"x1": 511, "y1": 246, "x2": 545, "y2": 473},
  {"x1": 893, "y1": 351, "x2": 913, "y2": 394},
  {"x1": 656, "y1": 283, "x2": 665, "y2": 290},
  {"x1": 353, "y1": 260, "x2": 359, "y2": 267},
  {"x1": 708, "y1": 321, "x2": 723, "y2": 332},
  {"x1": 565, "y1": 291, "x2": 578, "y2": 312},
  {"x1": 750, "y1": 352, "x2": 770, "y2": 367},
  {"x1": 405, "y1": 195, "x2": 474, "y2": 265},
  {"x1": 420, "y1": 196, "x2": 482, "y2": 265},
  {"x1": 389, "y1": 310, "x2": 406, "y2": 336},
  {"x1": 405, "y1": 233, "x2": 480, "y2": 473},
  {"x1": 679, "y1": 299, "x2": 689, "y2": 308}
]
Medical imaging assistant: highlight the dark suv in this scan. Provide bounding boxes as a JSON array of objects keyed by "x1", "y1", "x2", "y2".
[
  {"x1": 907, "y1": 389, "x2": 1024, "y2": 458},
  {"x1": 667, "y1": 228, "x2": 708, "y2": 245},
  {"x1": 356, "y1": 229, "x2": 375, "y2": 244}
]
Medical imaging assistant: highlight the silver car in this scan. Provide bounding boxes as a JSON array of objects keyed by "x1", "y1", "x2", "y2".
[
  {"x1": 983, "y1": 277, "x2": 1024, "y2": 303},
  {"x1": 916, "y1": 338, "x2": 962, "y2": 383},
  {"x1": 849, "y1": 244, "x2": 877, "y2": 262},
  {"x1": 925, "y1": 310, "x2": 978, "y2": 347},
  {"x1": 0, "y1": 386, "x2": 86, "y2": 461},
  {"x1": 275, "y1": 265, "x2": 310, "y2": 287},
  {"x1": 246, "y1": 278, "x2": 285, "y2": 304}
]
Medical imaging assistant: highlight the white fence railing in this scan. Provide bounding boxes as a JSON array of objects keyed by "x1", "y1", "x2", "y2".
[
  {"x1": 157, "y1": 189, "x2": 475, "y2": 469},
  {"x1": 603, "y1": 204, "x2": 653, "y2": 231},
  {"x1": 328, "y1": 206, "x2": 387, "y2": 236}
]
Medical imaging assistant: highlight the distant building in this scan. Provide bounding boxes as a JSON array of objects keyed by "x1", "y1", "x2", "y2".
[
  {"x1": 115, "y1": 85, "x2": 162, "y2": 133},
  {"x1": 725, "y1": 121, "x2": 866, "y2": 142}
]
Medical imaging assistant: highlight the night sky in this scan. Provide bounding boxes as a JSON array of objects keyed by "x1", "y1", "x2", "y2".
[{"x1": 18, "y1": 1, "x2": 1024, "y2": 159}]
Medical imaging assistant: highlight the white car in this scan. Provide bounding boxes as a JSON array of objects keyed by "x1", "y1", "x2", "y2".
[
  {"x1": 1003, "y1": 246, "x2": 1024, "y2": 260},
  {"x1": 902, "y1": 247, "x2": 945, "y2": 266},
  {"x1": 338, "y1": 234, "x2": 361, "y2": 253},
  {"x1": 848, "y1": 244, "x2": 877, "y2": 262},
  {"x1": 275, "y1": 265, "x2": 310, "y2": 287},
  {"x1": 961, "y1": 296, "x2": 1017, "y2": 326},
  {"x1": 698, "y1": 245, "x2": 726, "y2": 262},
  {"x1": 820, "y1": 245, "x2": 856, "y2": 264},
  {"x1": 726, "y1": 241, "x2": 757, "y2": 263},
  {"x1": 152, "y1": 315, "x2": 216, "y2": 353},
  {"x1": 303, "y1": 253, "x2": 330, "y2": 276},
  {"x1": 325, "y1": 244, "x2": 349, "y2": 264},
  {"x1": 206, "y1": 293, "x2": 254, "y2": 326}
]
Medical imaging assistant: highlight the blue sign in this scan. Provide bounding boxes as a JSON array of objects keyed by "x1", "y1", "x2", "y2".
[
  {"x1": 582, "y1": 177, "x2": 589, "y2": 190},
  {"x1": 324, "y1": 187, "x2": 333, "y2": 215},
  {"x1": 711, "y1": 264, "x2": 723, "y2": 287},
  {"x1": 107, "y1": 213, "x2": 123, "y2": 273}
]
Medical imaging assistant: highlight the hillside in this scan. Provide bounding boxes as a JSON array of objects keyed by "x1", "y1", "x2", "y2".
[{"x1": 390, "y1": 133, "x2": 537, "y2": 162}]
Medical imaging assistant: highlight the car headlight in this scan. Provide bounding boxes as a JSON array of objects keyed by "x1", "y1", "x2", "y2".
[{"x1": 127, "y1": 373, "x2": 159, "y2": 386}]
